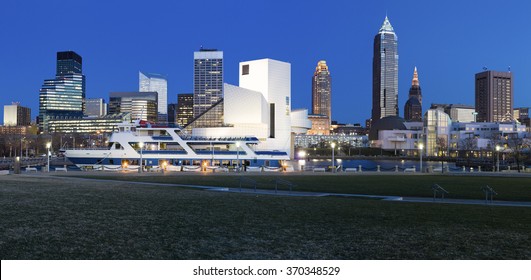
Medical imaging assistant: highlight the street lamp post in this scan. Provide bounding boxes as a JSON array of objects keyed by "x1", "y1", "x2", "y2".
[
  {"x1": 496, "y1": 145, "x2": 500, "y2": 172},
  {"x1": 139, "y1": 142, "x2": 144, "y2": 173},
  {"x1": 331, "y1": 142, "x2": 336, "y2": 173},
  {"x1": 236, "y1": 141, "x2": 240, "y2": 172},
  {"x1": 418, "y1": 143, "x2": 424, "y2": 173},
  {"x1": 46, "y1": 142, "x2": 51, "y2": 172},
  {"x1": 298, "y1": 150, "x2": 306, "y2": 171}
]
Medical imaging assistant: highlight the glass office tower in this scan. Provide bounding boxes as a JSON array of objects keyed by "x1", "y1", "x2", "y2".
[
  {"x1": 139, "y1": 72, "x2": 168, "y2": 122},
  {"x1": 39, "y1": 51, "x2": 86, "y2": 133},
  {"x1": 108, "y1": 92, "x2": 158, "y2": 123},
  {"x1": 193, "y1": 48, "x2": 223, "y2": 121},
  {"x1": 372, "y1": 16, "x2": 399, "y2": 122}
]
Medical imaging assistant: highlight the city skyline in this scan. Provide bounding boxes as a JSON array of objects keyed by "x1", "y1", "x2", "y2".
[{"x1": 1, "y1": 0, "x2": 530, "y2": 125}]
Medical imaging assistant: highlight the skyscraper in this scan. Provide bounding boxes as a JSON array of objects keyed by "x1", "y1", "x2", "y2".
[
  {"x1": 475, "y1": 70, "x2": 513, "y2": 122},
  {"x1": 108, "y1": 92, "x2": 158, "y2": 122},
  {"x1": 404, "y1": 67, "x2": 422, "y2": 122},
  {"x1": 312, "y1": 60, "x2": 332, "y2": 123},
  {"x1": 193, "y1": 48, "x2": 223, "y2": 120},
  {"x1": 167, "y1": 103, "x2": 177, "y2": 125},
  {"x1": 84, "y1": 98, "x2": 107, "y2": 117},
  {"x1": 3, "y1": 103, "x2": 31, "y2": 126},
  {"x1": 139, "y1": 72, "x2": 168, "y2": 122},
  {"x1": 39, "y1": 51, "x2": 86, "y2": 133},
  {"x1": 176, "y1": 93, "x2": 194, "y2": 127},
  {"x1": 372, "y1": 16, "x2": 399, "y2": 122}
]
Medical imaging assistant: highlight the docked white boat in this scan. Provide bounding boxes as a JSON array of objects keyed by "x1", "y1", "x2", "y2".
[{"x1": 64, "y1": 121, "x2": 289, "y2": 171}]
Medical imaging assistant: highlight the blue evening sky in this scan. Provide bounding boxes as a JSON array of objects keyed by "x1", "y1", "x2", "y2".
[{"x1": 1, "y1": 0, "x2": 530, "y2": 125}]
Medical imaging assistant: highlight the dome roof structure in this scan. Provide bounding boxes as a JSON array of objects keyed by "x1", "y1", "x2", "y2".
[{"x1": 369, "y1": 116, "x2": 407, "y2": 140}]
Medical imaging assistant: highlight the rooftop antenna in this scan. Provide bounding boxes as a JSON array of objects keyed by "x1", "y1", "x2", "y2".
[
  {"x1": 482, "y1": 66, "x2": 488, "y2": 71},
  {"x1": 508, "y1": 66, "x2": 511, "y2": 72}
]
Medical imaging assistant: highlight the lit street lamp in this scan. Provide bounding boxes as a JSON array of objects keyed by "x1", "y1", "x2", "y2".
[
  {"x1": 418, "y1": 143, "x2": 424, "y2": 173},
  {"x1": 46, "y1": 142, "x2": 51, "y2": 172},
  {"x1": 331, "y1": 142, "x2": 336, "y2": 173},
  {"x1": 495, "y1": 145, "x2": 500, "y2": 172},
  {"x1": 139, "y1": 142, "x2": 144, "y2": 173},
  {"x1": 298, "y1": 150, "x2": 306, "y2": 171}
]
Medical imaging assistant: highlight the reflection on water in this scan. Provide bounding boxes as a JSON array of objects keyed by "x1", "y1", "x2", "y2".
[{"x1": 296, "y1": 159, "x2": 456, "y2": 171}]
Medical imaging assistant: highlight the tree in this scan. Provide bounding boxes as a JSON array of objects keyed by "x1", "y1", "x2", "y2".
[
  {"x1": 459, "y1": 136, "x2": 477, "y2": 166},
  {"x1": 506, "y1": 135, "x2": 530, "y2": 172},
  {"x1": 436, "y1": 137, "x2": 448, "y2": 157}
]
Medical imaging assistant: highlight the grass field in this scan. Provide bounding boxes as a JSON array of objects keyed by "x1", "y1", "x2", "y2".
[
  {"x1": 1, "y1": 174, "x2": 530, "y2": 259},
  {"x1": 76, "y1": 173, "x2": 531, "y2": 202}
]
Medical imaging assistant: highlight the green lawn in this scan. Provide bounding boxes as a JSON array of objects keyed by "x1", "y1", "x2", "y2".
[
  {"x1": 1, "y1": 175, "x2": 530, "y2": 259},
  {"x1": 75, "y1": 174, "x2": 531, "y2": 202}
]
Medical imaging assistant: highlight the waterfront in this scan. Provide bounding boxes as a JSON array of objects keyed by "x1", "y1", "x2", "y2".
[{"x1": 298, "y1": 158, "x2": 457, "y2": 172}]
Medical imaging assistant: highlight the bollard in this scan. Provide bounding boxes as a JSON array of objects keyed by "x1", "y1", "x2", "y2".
[
  {"x1": 508, "y1": 166, "x2": 511, "y2": 171},
  {"x1": 462, "y1": 166, "x2": 466, "y2": 172},
  {"x1": 445, "y1": 166, "x2": 450, "y2": 173},
  {"x1": 377, "y1": 165, "x2": 380, "y2": 172},
  {"x1": 359, "y1": 165, "x2": 362, "y2": 172},
  {"x1": 395, "y1": 165, "x2": 399, "y2": 172},
  {"x1": 478, "y1": 166, "x2": 481, "y2": 172},
  {"x1": 470, "y1": 167, "x2": 473, "y2": 172}
]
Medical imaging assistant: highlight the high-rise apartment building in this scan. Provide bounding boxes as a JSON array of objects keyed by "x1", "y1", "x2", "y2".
[
  {"x1": 475, "y1": 71, "x2": 513, "y2": 122},
  {"x1": 177, "y1": 93, "x2": 194, "y2": 127},
  {"x1": 312, "y1": 60, "x2": 332, "y2": 125},
  {"x1": 108, "y1": 92, "x2": 158, "y2": 122},
  {"x1": 372, "y1": 16, "x2": 399, "y2": 122},
  {"x1": 3, "y1": 103, "x2": 31, "y2": 126},
  {"x1": 39, "y1": 51, "x2": 86, "y2": 133},
  {"x1": 193, "y1": 48, "x2": 223, "y2": 121},
  {"x1": 404, "y1": 67, "x2": 422, "y2": 122},
  {"x1": 84, "y1": 98, "x2": 107, "y2": 117},
  {"x1": 139, "y1": 72, "x2": 168, "y2": 122}
]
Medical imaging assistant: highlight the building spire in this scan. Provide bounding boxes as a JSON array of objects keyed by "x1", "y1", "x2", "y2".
[
  {"x1": 412, "y1": 67, "x2": 419, "y2": 86},
  {"x1": 379, "y1": 15, "x2": 395, "y2": 33}
]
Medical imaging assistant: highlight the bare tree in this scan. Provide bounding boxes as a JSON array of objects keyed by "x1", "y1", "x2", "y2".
[
  {"x1": 436, "y1": 137, "x2": 448, "y2": 157},
  {"x1": 506, "y1": 135, "x2": 530, "y2": 172},
  {"x1": 460, "y1": 136, "x2": 477, "y2": 166}
]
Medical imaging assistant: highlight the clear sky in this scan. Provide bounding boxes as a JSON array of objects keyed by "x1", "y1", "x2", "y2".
[{"x1": 1, "y1": 0, "x2": 530, "y2": 125}]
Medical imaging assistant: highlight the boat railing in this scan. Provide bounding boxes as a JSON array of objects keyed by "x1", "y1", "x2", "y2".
[{"x1": 67, "y1": 147, "x2": 110, "y2": 150}]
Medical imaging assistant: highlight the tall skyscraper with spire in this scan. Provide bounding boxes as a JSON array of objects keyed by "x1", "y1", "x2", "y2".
[
  {"x1": 372, "y1": 16, "x2": 398, "y2": 122},
  {"x1": 404, "y1": 67, "x2": 423, "y2": 121},
  {"x1": 312, "y1": 60, "x2": 332, "y2": 122}
]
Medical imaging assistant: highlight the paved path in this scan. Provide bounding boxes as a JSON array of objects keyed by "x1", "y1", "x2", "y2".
[{"x1": 14, "y1": 174, "x2": 531, "y2": 208}]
